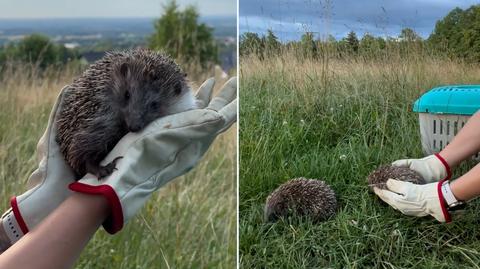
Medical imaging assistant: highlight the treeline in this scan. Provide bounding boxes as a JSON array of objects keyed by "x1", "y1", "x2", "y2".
[
  {"x1": 0, "y1": 0, "x2": 219, "y2": 73},
  {"x1": 240, "y1": 29, "x2": 422, "y2": 60},
  {"x1": 240, "y1": 5, "x2": 480, "y2": 62},
  {"x1": 0, "y1": 34, "x2": 80, "y2": 69}
]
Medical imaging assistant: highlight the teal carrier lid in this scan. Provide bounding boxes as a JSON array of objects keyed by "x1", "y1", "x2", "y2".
[{"x1": 413, "y1": 85, "x2": 480, "y2": 115}]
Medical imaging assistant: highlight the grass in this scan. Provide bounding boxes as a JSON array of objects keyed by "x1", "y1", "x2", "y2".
[
  {"x1": 240, "y1": 50, "x2": 480, "y2": 268},
  {"x1": 0, "y1": 63, "x2": 236, "y2": 269}
]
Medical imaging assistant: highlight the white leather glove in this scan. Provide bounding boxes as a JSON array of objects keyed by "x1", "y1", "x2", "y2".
[
  {"x1": 373, "y1": 179, "x2": 451, "y2": 222},
  {"x1": 392, "y1": 154, "x2": 451, "y2": 183},
  {"x1": 69, "y1": 77, "x2": 237, "y2": 234},
  {"x1": 1, "y1": 86, "x2": 75, "y2": 245}
]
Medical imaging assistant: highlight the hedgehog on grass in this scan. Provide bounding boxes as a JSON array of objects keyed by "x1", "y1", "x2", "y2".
[
  {"x1": 264, "y1": 178, "x2": 337, "y2": 223},
  {"x1": 367, "y1": 165, "x2": 425, "y2": 190}
]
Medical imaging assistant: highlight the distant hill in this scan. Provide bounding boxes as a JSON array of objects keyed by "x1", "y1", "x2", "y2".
[
  {"x1": 0, "y1": 16, "x2": 236, "y2": 39},
  {"x1": 0, "y1": 16, "x2": 236, "y2": 71}
]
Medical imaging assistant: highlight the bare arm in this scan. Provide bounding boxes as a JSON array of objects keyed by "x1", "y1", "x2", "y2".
[
  {"x1": 450, "y1": 162, "x2": 480, "y2": 201},
  {"x1": 440, "y1": 112, "x2": 480, "y2": 201},
  {"x1": 0, "y1": 193, "x2": 108, "y2": 269},
  {"x1": 440, "y1": 111, "x2": 480, "y2": 167}
]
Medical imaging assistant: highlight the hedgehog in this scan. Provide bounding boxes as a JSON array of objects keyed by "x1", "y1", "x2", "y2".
[
  {"x1": 264, "y1": 178, "x2": 337, "y2": 222},
  {"x1": 56, "y1": 48, "x2": 197, "y2": 178},
  {"x1": 367, "y1": 165, "x2": 426, "y2": 190}
]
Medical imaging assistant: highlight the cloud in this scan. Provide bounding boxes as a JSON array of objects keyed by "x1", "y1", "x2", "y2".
[{"x1": 240, "y1": 0, "x2": 479, "y2": 40}]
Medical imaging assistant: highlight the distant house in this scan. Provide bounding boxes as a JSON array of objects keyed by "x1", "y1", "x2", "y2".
[{"x1": 64, "y1": 42, "x2": 80, "y2": 49}]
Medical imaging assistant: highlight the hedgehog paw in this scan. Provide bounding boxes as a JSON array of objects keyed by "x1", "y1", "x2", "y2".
[{"x1": 95, "y1": 156, "x2": 123, "y2": 180}]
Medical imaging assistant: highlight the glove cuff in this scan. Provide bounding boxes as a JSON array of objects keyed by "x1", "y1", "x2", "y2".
[
  {"x1": 0, "y1": 197, "x2": 29, "y2": 244},
  {"x1": 437, "y1": 180, "x2": 452, "y2": 223},
  {"x1": 10, "y1": 197, "x2": 29, "y2": 235},
  {"x1": 434, "y1": 153, "x2": 452, "y2": 181},
  {"x1": 68, "y1": 182, "x2": 124, "y2": 234}
]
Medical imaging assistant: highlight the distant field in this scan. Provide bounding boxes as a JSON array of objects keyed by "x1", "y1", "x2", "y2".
[
  {"x1": 0, "y1": 17, "x2": 237, "y2": 71},
  {"x1": 0, "y1": 16, "x2": 236, "y2": 41},
  {"x1": 240, "y1": 51, "x2": 480, "y2": 268},
  {"x1": 0, "y1": 64, "x2": 236, "y2": 269}
]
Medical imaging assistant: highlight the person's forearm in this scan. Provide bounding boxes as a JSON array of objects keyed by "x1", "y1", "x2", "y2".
[
  {"x1": 0, "y1": 193, "x2": 108, "y2": 269},
  {"x1": 440, "y1": 111, "x2": 480, "y2": 167},
  {"x1": 450, "y1": 162, "x2": 480, "y2": 201}
]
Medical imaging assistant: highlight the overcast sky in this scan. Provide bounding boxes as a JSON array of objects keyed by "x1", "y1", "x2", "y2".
[
  {"x1": 0, "y1": 0, "x2": 236, "y2": 18},
  {"x1": 240, "y1": 0, "x2": 480, "y2": 40}
]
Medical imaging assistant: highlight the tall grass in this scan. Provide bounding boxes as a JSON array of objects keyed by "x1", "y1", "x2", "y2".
[
  {"x1": 0, "y1": 63, "x2": 236, "y2": 269},
  {"x1": 240, "y1": 47, "x2": 480, "y2": 268}
]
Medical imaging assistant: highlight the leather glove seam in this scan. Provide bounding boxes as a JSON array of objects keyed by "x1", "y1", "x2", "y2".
[{"x1": 131, "y1": 116, "x2": 223, "y2": 147}]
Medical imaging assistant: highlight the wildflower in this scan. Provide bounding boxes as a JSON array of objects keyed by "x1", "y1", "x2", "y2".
[
  {"x1": 282, "y1": 121, "x2": 288, "y2": 125},
  {"x1": 339, "y1": 154, "x2": 347, "y2": 161}
]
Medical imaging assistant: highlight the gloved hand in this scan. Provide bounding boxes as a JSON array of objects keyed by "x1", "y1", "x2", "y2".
[
  {"x1": 392, "y1": 154, "x2": 451, "y2": 183},
  {"x1": 1, "y1": 86, "x2": 75, "y2": 246},
  {"x1": 69, "y1": 77, "x2": 237, "y2": 234},
  {"x1": 373, "y1": 179, "x2": 451, "y2": 222}
]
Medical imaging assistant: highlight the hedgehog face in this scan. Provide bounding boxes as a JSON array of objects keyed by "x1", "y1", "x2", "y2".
[{"x1": 111, "y1": 60, "x2": 196, "y2": 132}]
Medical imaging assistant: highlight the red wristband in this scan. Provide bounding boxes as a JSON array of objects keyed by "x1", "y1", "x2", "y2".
[
  {"x1": 437, "y1": 180, "x2": 452, "y2": 223},
  {"x1": 434, "y1": 153, "x2": 452, "y2": 181},
  {"x1": 10, "y1": 196, "x2": 29, "y2": 234}
]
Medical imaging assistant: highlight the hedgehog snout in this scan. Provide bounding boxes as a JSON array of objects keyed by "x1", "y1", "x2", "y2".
[
  {"x1": 125, "y1": 113, "x2": 146, "y2": 132},
  {"x1": 127, "y1": 122, "x2": 143, "y2": 132}
]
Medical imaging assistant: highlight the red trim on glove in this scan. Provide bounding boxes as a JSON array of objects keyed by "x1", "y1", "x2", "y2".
[
  {"x1": 434, "y1": 153, "x2": 452, "y2": 181},
  {"x1": 437, "y1": 180, "x2": 452, "y2": 223},
  {"x1": 10, "y1": 196, "x2": 29, "y2": 234},
  {"x1": 68, "y1": 182, "x2": 124, "y2": 234}
]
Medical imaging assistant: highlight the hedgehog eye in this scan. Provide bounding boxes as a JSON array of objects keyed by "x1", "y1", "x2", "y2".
[
  {"x1": 148, "y1": 71, "x2": 158, "y2": 81},
  {"x1": 125, "y1": 91, "x2": 130, "y2": 101},
  {"x1": 174, "y1": 83, "x2": 182, "y2": 95},
  {"x1": 150, "y1": 101, "x2": 159, "y2": 110}
]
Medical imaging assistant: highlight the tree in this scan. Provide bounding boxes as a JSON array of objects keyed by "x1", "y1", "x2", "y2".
[
  {"x1": 345, "y1": 31, "x2": 359, "y2": 53},
  {"x1": 264, "y1": 29, "x2": 280, "y2": 56},
  {"x1": 0, "y1": 34, "x2": 78, "y2": 69},
  {"x1": 429, "y1": 7, "x2": 464, "y2": 52},
  {"x1": 359, "y1": 33, "x2": 376, "y2": 55},
  {"x1": 149, "y1": 0, "x2": 218, "y2": 67},
  {"x1": 399, "y1": 28, "x2": 421, "y2": 42},
  {"x1": 375, "y1": 37, "x2": 386, "y2": 50},
  {"x1": 300, "y1": 32, "x2": 317, "y2": 58},
  {"x1": 16, "y1": 34, "x2": 59, "y2": 68},
  {"x1": 240, "y1": 32, "x2": 264, "y2": 57},
  {"x1": 326, "y1": 34, "x2": 337, "y2": 44},
  {"x1": 428, "y1": 5, "x2": 480, "y2": 61}
]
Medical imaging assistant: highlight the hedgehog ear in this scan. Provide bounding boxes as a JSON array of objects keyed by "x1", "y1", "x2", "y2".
[{"x1": 120, "y1": 63, "x2": 129, "y2": 77}]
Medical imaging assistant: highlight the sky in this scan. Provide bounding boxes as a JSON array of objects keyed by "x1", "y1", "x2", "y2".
[
  {"x1": 0, "y1": 0, "x2": 236, "y2": 18},
  {"x1": 240, "y1": 0, "x2": 480, "y2": 41}
]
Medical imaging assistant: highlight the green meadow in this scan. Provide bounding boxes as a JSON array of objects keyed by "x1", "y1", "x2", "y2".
[{"x1": 240, "y1": 50, "x2": 480, "y2": 268}]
